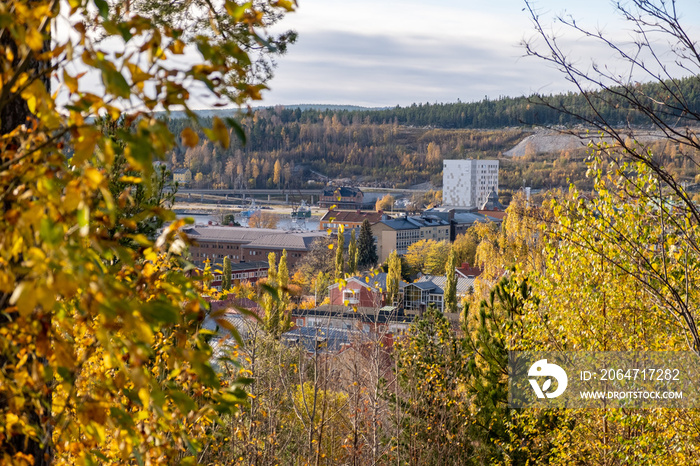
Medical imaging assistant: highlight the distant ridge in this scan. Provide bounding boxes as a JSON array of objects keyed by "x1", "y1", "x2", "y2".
[
  {"x1": 156, "y1": 104, "x2": 387, "y2": 121},
  {"x1": 254, "y1": 104, "x2": 389, "y2": 111}
]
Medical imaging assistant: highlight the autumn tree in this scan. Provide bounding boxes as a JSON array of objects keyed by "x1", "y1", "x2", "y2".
[
  {"x1": 357, "y1": 219, "x2": 378, "y2": 270},
  {"x1": 223, "y1": 256, "x2": 232, "y2": 291},
  {"x1": 248, "y1": 210, "x2": 278, "y2": 229},
  {"x1": 392, "y1": 306, "x2": 471, "y2": 463},
  {"x1": 335, "y1": 229, "x2": 345, "y2": 280},
  {"x1": 0, "y1": 0, "x2": 296, "y2": 463},
  {"x1": 463, "y1": 273, "x2": 557, "y2": 463},
  {"x1": 261, "y1": 252, "x2": 291, "y2": 338},
  {"x1": 347, "y1": 229, "x2": 358, "y2": 275},
  {"x1": 524, "y1": 0, "x2": 700, "y2": 352},
  {"x1": 452, "y1": 228, "x2": 480, "y2": 266},
  {"x1": 278, "y1": 249, "x2": 291, "y2": 311},
  {"x1": 375, "y1": 194, "x2": 395, "y2": 212},
  {"x1": 387, "y1": 250, "x2": 401, "y2": 306},
  {"x1": 297, "y1": 236, "x2": 335, "y2": 287},
  {"x1": 404, "y1": 239, "x2": 450, "y2": 277},
  {"x1": 273, "y1": 159, "x2": 282, "y2": 186},
  {"x1": 443, "y1": 247, "x2": 457, "y2": 313}
]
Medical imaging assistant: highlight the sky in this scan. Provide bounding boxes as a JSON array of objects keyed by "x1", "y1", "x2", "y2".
[{"x1": 257, "y1": 0, "x2": 700, "y2": 108}]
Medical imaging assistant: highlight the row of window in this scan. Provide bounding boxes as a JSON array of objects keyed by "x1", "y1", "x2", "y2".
[
  {"x1": 213, "y1": 270, "x2": 268, "y2": 281},
  {"x1": 194, "y1": 253, "x2": 241, "y2": 260},
  {"x1": 200, "y1": 243, "x2": 241, "y2": 250}
]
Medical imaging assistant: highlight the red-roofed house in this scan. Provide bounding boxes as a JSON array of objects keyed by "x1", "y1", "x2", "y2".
[{"x1": 319, "y1": 209, "x2": 387, "y2": 233}]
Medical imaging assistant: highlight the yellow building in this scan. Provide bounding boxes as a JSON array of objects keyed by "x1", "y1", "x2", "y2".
[
  {"x1": 371, "y1": 215, "x2": 451, "y2": 262},
  {"x1": 173, "y1": 168, "x2": 192, "y2": 184}
]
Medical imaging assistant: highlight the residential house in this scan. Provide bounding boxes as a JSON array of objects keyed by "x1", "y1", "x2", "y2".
[
  {"x1": 400, "y1": 274, "x2": 475, "y2": 315},
  {"x1": 456, "y1": 262, "x2": 483, "y2": 279},
  {"x1": 319, "y1": 209, "x2": 387, "y2": 233},
  {"x1": 327, "y1": 273, "x2": 405, "y2": 308},
  {"x1": 319, "y1": 186, "x2": 363, "y2": 209},
  {"x1": 173, "y1": 168, "x2": 192, "y2": 184}
]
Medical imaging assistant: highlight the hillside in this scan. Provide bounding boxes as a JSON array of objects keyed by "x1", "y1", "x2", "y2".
[{"x1": 164, "y1": 77, "x2": 700, "y2": 192}]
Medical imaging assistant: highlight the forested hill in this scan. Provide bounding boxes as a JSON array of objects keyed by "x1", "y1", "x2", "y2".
[
  {"x1": 257, "y1": 76, "x2": 700, "y2": 129},
  {"x1": 163, "y1": 77, "x2": 700, "y2": 192}
]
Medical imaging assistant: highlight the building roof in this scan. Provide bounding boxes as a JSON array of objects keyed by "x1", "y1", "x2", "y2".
[
  {"x1": 456, "y1": 262, "x2": 483, "y2": 279},
  {"x1": 424, "y1": 205, "x2": 478, "y2": 214},
  {"x1": 328, "y1": 273, "x2": 407, "y2": 292},
  {"x1": 297, "y1": 306, "x2": 414, "y2": 325},
  {"x1": 183, "y1": 226, "x2": 281, "y2": 243},
  {"x1": 322, "y1": 186, "x2": 363, "y2": 197},
  {"x1": 380, "y1": 215, "x2": 450, "y2": 231},
  {"x1": 480, "y1": 188, "x2": 505, "y2": 211},
  {"x1": 183, "y1": 226, "x2": 326, "y2": 252},
  {"x1": 242, "y1": 231, "x2": 327, "y2": 251},
  {"x1": 282, "y1": 326, "x2": 363, "y2": 353},
  {"x1": 406, "y1": 281, "x2": 442, "y2": 292},
  {"x1": 452, "y1": 212, "x2": 497, "y2": 225},
  {"x1": 172, "y1": 168, "x2": 190, "y2": 174},
  {"x1": 477, "y1": 210, "x2": 507, "y2": 220},
  {"x1": 320, "y1": 209, "x2": 385, "y2": 225},
  {"x1": 414, "y1": 274, "x2": 475, "y2": 294}
]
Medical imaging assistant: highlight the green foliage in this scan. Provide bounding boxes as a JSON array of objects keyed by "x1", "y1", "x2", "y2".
[
  {"x1": 335, "y1": 228, "x2": 345, "y2": 280},
  {"x1": 465, "y1": 274, "x2": 538, "y2": 457},
  {"x1": 392, "y1": 305, "x2": 471, "y2": 463},
  {"x1": 357, "y1": 219, "x2": 377, "y2": 270},
  {"x1": 262, "y1": 251, "x2": 291, "y2": 338},
  {"x1": 443, "y1": 247, "x2": 457, "y2": 313},
  {"x1": 387, "y1": 251, "x2": 401, "y2": 305},
  {"x1": 404, "y1": 239, "x2": 450, "y2": 277},
  {"x1": 222, "y1": 256, "x2": 232, "y2": 291},
  {"x1": 347, "y1": 229, "x2": 358, "y2": 275},
  {"x1": 0, "y1": 0, "x2": 295, "y2": 462}
]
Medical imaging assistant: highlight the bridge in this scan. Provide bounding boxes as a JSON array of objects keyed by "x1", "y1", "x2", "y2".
[
  {"x1": 174, "y1": 186, "x2": 433, "y2": 206},
  {"x1": 177, "y1": 188, "x2": 323, "y2": 196},
  {"x1": 175, "y1": 188, "x2": 323, "y2": 205}
]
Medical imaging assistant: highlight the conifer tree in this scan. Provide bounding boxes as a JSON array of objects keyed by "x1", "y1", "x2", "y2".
[{"x1": 357, "y1": 219, "x2": 378, "y2": 270}]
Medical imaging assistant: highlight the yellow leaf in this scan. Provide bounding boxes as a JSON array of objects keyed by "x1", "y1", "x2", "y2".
[
  {"x1": 73, "y1": 127, "x2": 100, "y2": 164},
  {"x1": 171, "y1": 39, "x2": 185, "y2": 54},
  {"x1": 63, "y1": 70, "x2": 78, "y2": 93},
  {"x1": 26, "y1": 28, "x2": 44, "y2": 52},
  {"x1": 83, "y1": 167, "x2": 104, "y2": 189},
  {"x1": 181, "y1": 127, "x2": 199, "y2": 148},
  {"x1": 274, "y1": 0, "x2": 296, "y2": 11},
  {"x1": 212, "y1": 116, "x2": 230, "y2": 149}
]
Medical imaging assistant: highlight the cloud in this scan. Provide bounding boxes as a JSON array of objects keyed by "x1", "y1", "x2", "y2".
[{"x1": 262, "y1": 29, "x2": 573, "y2": 107}]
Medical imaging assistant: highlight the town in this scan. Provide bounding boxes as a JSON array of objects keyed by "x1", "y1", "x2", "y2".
[{"x1": 3, "y1": 0, "x2": 700, "y2": 464}]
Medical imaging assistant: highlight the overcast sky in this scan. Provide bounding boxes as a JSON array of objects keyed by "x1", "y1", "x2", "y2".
[{"x1": 256, "y1": 0, "x2": 700, "y2": 108}]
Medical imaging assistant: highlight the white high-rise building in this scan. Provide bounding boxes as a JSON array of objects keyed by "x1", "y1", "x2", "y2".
[{"x1": 442, "y1": 159, "x2": 499, "y2": 208}]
